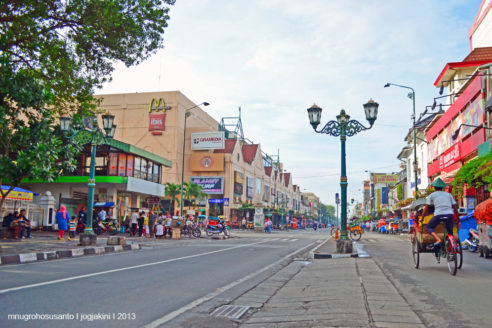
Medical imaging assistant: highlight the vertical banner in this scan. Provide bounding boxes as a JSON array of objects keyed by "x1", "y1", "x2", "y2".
[
  {"x1": 376, "y1": 189, "x2": 381, "y2": 211},
  {"x1": 381, "y1": 187, "x2": 388, "y2": 205}
]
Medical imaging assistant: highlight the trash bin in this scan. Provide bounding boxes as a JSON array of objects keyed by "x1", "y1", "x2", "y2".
[{"x1": 172, "y1": 227, "x2": 181, "y2": 240}]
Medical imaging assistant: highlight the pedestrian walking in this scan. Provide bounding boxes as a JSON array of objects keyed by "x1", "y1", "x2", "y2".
[
  {"x1": 78, "y1": 206, "x2": 87, "y2": 225},
  {"x1": 137, "y1": 211, "x2": 145, "y2": 237},
  {"x1": 68, "y1": 216, "x2": 77, "y2": 241},
  {"x1": 131, "y1": 209, "x2": 138, "y2": 236},
  {"x1": 148, "y1": 209, "x2": 157, "y2": 238},
  {"x1": 241, "y1": 217, "x2": 247, "y2": 230},
  {"x1": 267, "y1": 219, "x2": 272, "y2": 233},
  {"x1": 56, "y1": 205, "x2": 69, "y2": 240}
]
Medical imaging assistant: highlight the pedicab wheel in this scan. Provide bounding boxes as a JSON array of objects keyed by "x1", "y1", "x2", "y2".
[
  {"x1": 412, "y1": 238, "x2": 420, "y2": 269},
  {"x1": 457, "y1": 240, "x2": 463, "y2": 269},
  {"x1": 206, "y1": 230, "x2": 213, "y2": 237},
  {"x1": 446, "y1": 238, "x2": 457, "y2": 276},
  {"x1": 192, "y1": 228, "x2": 201, "y2": 238},
  {"x1": 350, "y1": 229, "x2": 362, "y2": 241}
]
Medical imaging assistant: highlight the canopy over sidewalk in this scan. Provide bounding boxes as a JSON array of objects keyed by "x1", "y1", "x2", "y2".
[{"x1": 0, "y1": 185, "x2": 39, "y2": 201}]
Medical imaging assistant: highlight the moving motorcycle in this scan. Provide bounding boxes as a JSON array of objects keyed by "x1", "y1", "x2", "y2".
[
  {"x1": 464, "y1": 228, "x2": 479, "y2": 252},
  {"x1": 206, "y1": 220, "x2": 230, "y2": 237}
]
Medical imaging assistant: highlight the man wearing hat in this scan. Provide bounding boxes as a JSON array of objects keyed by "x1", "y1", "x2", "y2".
[{"x1": 421, "y1": 178, "x2": 459, "y2": 248}]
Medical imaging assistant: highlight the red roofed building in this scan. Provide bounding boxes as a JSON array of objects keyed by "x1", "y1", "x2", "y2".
[{"x1": 427, "y1": 0, "x2": 492, "y2": 206}]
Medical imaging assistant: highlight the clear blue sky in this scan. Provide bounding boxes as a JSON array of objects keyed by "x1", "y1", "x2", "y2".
[{"x1": 99, "y1": 0, "x2": 482, "y2": 206}]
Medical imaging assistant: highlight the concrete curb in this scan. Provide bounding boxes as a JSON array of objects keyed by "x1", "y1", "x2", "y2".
[
  {"x1": 309, "y1": 239, "x2": 369, "y2": 259},
  {"x1": 0, "y1": 243, "x2": 142, "y2": 266}
]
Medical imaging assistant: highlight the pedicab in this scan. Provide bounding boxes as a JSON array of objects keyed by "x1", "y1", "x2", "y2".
[
  {"x1": 474, "y1": 198, "x2": 492, "y2": 258},
  {"x1": 410, "y1": 199, "x2": 463, "y2": 275}
]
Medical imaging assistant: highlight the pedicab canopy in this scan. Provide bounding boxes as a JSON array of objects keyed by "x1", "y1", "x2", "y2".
[
  {"x1": 474, "y1": 198, "x2": 492, "y2": 225},
  {"x1": 0, "y1": 185, "x2": 38, "y2": 201}
]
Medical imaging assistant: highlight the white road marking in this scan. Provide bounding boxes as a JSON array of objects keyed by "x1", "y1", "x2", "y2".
[
  {"x1": 0, "y1": 240, "x2": 271, "y2": 294},
  {"x1": 281, "y1": 238, "x2": 290, "y2": 241},
  {"x1": 290, "y1": 239, "x2": 298, "y2": 242},
  {"x1": 142, "y1": 239, "x2": 318, "y2": 328}
]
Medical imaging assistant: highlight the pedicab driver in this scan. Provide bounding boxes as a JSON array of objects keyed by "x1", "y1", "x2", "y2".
[{"x1": 421, "y1": 178, "x2": 459, "y2": 247}]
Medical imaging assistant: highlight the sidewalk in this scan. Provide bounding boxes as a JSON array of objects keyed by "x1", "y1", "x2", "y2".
[
  {"x1": 207, "y1": 237, "x2": 424, "y2": 328},
  {"x1": 0, "y1": 230, "x2": 161, "y2": 265}
]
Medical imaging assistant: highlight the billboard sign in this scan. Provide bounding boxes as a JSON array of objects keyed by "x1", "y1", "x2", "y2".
[
  {"x1": 190, "y1": 176, "x2": 224, "y2": 194},
  {"x1": 374, "y1": 174, "x2": 398, "y2": 184},
  {"x1": 191, "y1": 131, "x2": 225, "y2": 150}
]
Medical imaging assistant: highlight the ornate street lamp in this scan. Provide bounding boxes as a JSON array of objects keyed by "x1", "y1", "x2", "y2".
[
  {"x1": 60, "y1": 114, "x2": 116, "y2": 245},
  {"x1": 180, "y1": 102, "x2": 210, "y2": 218},
  {"x1": 307, "y1": 99, "x2": 379, "y2": 253}
]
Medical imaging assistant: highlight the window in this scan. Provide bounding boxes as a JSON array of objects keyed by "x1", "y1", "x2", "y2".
[
  {"x1": 134, "y1": 157, "x2": 142, "y2": 179},
  {"x1": 153, "y1": 163, "x2": 160, "y2": 183}
]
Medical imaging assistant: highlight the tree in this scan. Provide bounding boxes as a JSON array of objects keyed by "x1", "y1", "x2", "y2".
[
  {"x1": 183, "y1": 181, "x2": 206, "y2": 210},
  {"x1": 164, "y1": 182, "x2": 181, "y2": 215},
  {"x1": 0, "y1": 1, "x2": 175, "y2": 211}
]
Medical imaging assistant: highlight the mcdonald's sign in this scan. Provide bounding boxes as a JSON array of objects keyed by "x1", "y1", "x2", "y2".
[
  {"x1": 149, "y1": 98, "x2": 172, "y2": 113},
  {"x1": 149, "y1": 98, "x2": 172, "y2": 134}
]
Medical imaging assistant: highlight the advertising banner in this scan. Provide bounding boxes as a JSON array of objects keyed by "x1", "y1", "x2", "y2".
[
  {"x1": 191, "y1": 131, "x2": 225, "y2": 150},
  {"x1": 149, "y1": 112, "x2": 166, "y2": 131},
  {"x1": 190, "y1": 176, "x2": 224, "y2": 194},
  {"x1": 374, "y1": 174, "x2": 398, "y2": 184},
  {"x1": 381, "y1": 187, "x2": 388, "y2": 205},
  {"x1": 234, "y1": 183, "x2": 243, "y2": 196},
  {"x1": 438, "y1": 142, "x2": 461, "y2": 171},
  {"x1": 428, "y1": 97, "x2": 484, "y2": 161},
  {"x1": 190, "y1": 153, "x2": 224, "y2": 172}
]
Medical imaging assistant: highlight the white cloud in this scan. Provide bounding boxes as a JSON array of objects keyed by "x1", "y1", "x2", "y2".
[{"x1": 99, "y1": 0, "x2": 480, "y2": 205}]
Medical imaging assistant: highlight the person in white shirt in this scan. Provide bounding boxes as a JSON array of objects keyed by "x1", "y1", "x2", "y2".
[
  {"x1": 131, "y1": 210, "x2": 139, "y2": 236},
  {"x1": 155, "y1": 221, "x2": 164, "y2": 239},
  {"x1": 98, "y1": 209, "x2": 107, "y2": 222},
  {"x1": 421, "y1": 178, "x2": 459, "y2": 246}
]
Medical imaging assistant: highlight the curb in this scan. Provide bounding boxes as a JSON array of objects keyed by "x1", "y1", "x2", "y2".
[
  {"x1": 310, "y1": 239, "x2": 369, "y2": 260},
  {"x1": 0, "y1": 243, "x2": 141, "y2": 266}
]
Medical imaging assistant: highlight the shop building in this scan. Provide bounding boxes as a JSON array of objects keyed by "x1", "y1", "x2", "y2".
[{"x1": 21, "y1": 90, "x2": 312, "y2": 224}]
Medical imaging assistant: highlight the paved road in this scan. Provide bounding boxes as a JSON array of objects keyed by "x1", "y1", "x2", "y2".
[
  {"x1": 361, "y1": 232, "x2": 492, "y2": 328},
  {"x1": 0, "y1": 230, "x2": 325, "y2": 328}
]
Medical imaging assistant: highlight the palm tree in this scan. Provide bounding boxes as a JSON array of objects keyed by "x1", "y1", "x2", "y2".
[
  {"x1": 184, "y1": 181, "x2": 207, "y2": 210},
  {"x1": 165, "y1": 182, "x2": 181, "y2": 215}
]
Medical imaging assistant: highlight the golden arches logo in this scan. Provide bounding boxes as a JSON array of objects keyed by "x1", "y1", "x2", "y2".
[{"x1": 149, "y1": 98, "x2": 172, "y2": 113}]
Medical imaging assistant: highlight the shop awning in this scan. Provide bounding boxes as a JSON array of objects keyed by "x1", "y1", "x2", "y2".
[{"x1": 0, "y1": 185, "x2": 38, "y2": 201}]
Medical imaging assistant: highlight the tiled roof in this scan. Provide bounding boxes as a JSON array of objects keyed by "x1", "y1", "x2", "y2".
[
  {"x1": 264, "y1": 166, "x2": 273, "y2": 176},
  {"x1": 463, "y1": 47, "x2": 492, "y2": 62},
  {"x1": 213, "y1": 139, "x2": 237, "y2": 154},
  {"x1": 284, "y1": 173, "x2": 291, "y2": 187},
  {"x1": 242, "y1": 144, "x2": 258, "y2": 164}
]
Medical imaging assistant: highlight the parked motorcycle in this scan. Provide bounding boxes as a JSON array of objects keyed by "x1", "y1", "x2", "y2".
[
  {"x1": 206, "y1": 220, "x2": 230, "y2": 237},
  {"x1": 93, "y1": 219, "x2": 118, "y2": 235},
  {"x1": 464, "y1": 228, "x2": 479, "y2": 252},
  {"x1": 76, "y1": 218, "x2": 86, "y2": 233}
]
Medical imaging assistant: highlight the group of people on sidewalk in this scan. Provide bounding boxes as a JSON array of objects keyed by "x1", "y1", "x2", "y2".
[
  {"x1": 2, "y1": 209, "x2": 31, "y2": 239},
  {"x1": 123, "y1": 209, "x2": 174, "y2": 238}
]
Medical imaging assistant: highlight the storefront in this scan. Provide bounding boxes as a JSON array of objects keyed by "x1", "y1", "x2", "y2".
[{"x1": 428, "y1": 73, "x2": 489, "y2": 205}]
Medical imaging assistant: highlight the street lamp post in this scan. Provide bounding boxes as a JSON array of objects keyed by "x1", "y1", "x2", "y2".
[
  {"x1": 60, "y1": 114, "x2": 116, "y2": 245},
  {"x1": 179, "y1": 102, "x2": 210, "y2": 218},
  {"x1": 307, "y1": 100, "x2": 379, "y2": 253},
  {"x1": 384, "y1": 83, "x2": 418, "y2": 197}
]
